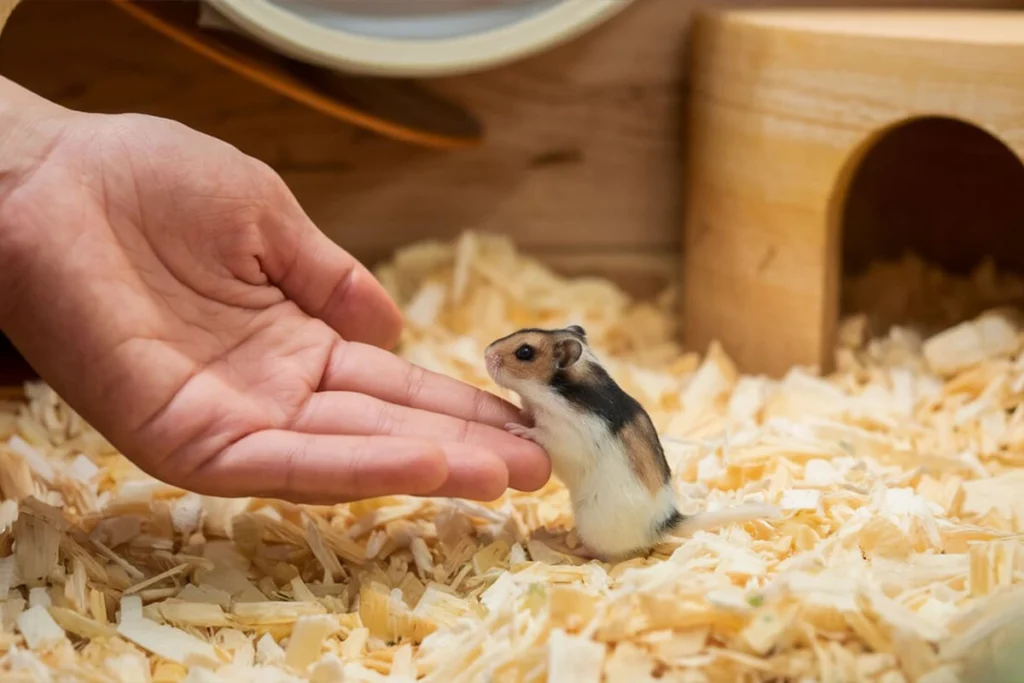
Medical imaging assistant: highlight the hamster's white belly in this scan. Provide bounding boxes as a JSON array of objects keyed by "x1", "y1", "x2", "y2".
[
  {"x1": 573, "y1": 463, "x2": 676, "y2": 557},
  {"x1": 533, "y1": 409, "x2": 676, "y2": 557}
]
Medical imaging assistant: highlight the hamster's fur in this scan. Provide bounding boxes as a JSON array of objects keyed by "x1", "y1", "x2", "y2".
[{"x1": 485, "y1": 325, "x2": 777, "y2": 560}]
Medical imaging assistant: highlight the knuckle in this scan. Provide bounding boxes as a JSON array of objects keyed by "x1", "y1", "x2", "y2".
[
  {"x1": 321, "y1": 341, "x2": 351, "y2": 390},
  {"x1": 148, "y1": 446, "x2": 215, "y2": 495},
  {"x1": 316, "y1": 265, "x2": 358, "y2": 324},
  {"x1": 248, "y1": 159, "x2": 291, "y2": 202},
  {"x1": 454, "y1": 417, "x2": 472, "y2": 444},
  {"x1": 371, "y1": 399, "x2": 402, "y2": 436},
  {"x1": 339, "y1": 437, "x2": 374, "y2": 494},
  {"x1": 278, "y1": 436, "x2": 305, "y2": 496},
  {"x1": 404, "y1": 364, "x2": 427, "y2": 404},
  {"x1": 470, "y1": 388, "x2": 493, "y2": 423}
]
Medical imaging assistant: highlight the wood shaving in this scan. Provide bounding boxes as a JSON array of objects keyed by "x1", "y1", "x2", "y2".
[{"x1": 1, "y1": 231, "x2": 1024, "y2": 681}]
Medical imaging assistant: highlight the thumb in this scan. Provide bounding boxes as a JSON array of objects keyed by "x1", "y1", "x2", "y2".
[{"x1": 260, "y1": 201, "x2": 403, "y2": 350}]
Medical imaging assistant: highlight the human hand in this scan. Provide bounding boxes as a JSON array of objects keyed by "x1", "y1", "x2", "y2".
[{"x1": 0, "y1": 80, "x2": 550, "y2": 504}]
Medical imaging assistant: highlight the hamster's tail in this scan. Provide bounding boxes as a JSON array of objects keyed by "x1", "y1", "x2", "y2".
[{"x1": 670, "y1": 501, "x2": 782, "y2": 537}]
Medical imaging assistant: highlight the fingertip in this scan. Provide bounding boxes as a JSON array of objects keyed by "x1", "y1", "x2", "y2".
[
  {"x1": 507, "y1": 444, "x2": 552, "y2": 493},
  {"x1": 199, "y1": 431, "x2": 461, "y2": 503},
  {"x1": 431, "y1": 445, "x2": 510, "y2": 502},
  {"x1": 475, "y1": 451, "x2": 510, "y2": 501}
]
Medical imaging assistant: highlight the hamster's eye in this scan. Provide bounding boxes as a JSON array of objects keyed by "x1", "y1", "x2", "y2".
[{"x1": 515, "y1": 344, "x2": 535, "y2": 361}]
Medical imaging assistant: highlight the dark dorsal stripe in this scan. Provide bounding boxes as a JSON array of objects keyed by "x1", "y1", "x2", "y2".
[
  {"x1": 550, "y1": 362, "x2": 642, "y2": 434},
  {"x1": 552, "y1": 361, "x2": 672, "y2": 485}
]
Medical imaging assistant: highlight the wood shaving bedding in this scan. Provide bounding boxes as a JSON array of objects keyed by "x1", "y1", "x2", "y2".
[{"x1": 2, "y1": 231, "x2": 1024, "y2": 682}]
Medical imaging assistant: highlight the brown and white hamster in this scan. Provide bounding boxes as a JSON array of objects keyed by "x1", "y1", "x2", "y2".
[{"x1": 484, "y1": 325, "x2": 777, "y2": 562}]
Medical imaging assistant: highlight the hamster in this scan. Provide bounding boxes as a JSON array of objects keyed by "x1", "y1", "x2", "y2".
[{"x1": 484, "y1": 325, "x2": 778, "y2": 562}]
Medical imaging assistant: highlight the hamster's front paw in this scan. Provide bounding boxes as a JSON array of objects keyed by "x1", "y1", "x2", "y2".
[{"x1": 504, "y1": 423, "x2": 539, "y2": 443}]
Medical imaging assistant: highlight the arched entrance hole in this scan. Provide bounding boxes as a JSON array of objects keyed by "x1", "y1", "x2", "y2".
[{"x1": 838, "y1": 116, "x2": 1024, "y2": 338}]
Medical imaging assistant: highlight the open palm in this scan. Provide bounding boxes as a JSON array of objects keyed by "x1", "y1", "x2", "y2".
[{"x1": 0, "y1": 110, "x2": 549, "y2": 503}]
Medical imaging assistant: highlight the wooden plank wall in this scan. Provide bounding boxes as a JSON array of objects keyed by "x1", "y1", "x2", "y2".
[{"x1": 0, "y1": 0, "x2": 1018, "y2": 297}]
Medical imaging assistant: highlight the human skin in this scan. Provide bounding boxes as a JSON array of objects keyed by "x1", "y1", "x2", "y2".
[{"x1": 0, "y1": 75, "x2": 551, "y2": 504}]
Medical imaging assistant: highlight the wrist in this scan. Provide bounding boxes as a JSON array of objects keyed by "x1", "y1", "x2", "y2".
[
  {"x1": 0, "y1": 77, "x2": 72, "y2": 326},
  {"x1": 0, "y1": 76, "x2": 71, "y2": 184}
]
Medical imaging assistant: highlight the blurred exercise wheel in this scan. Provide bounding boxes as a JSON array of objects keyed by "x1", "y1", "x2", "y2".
[
  {"x1": 108, "y1": 0, "x2": 483, "y2": 149},
  {"x1": 205, "y1": 0, "x2": 634, "y2": 77}
]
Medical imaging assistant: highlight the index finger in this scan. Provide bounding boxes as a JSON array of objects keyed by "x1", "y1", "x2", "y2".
[{"x1": 320, "y1": 340, "x2": 524, "y2": 428}]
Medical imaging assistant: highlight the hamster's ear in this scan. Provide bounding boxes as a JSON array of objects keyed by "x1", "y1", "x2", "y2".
[
  {"x1": 554, "y1": 337, "x2": 583, "y2": 369},
  {"x1": 566, "y1": 325, "x2": 587, "y2": 340}
]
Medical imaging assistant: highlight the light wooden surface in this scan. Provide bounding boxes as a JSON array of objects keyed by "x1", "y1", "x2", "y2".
[
  {"x1": 0, "y1": 0, "x2": 1021, "y2": 385},
  {"x1": 723, "y1": 7, "x2": 1024, "y2": 41},
  {"x1": 0, "y1": 0, "x2": 16, "y2": 30},
  {"x1": 681, "y1": 8, "x2": 1024, "y2": 377},
  {"x1": 0, "y1": 0, "x2": 1017, "y2": 293}
]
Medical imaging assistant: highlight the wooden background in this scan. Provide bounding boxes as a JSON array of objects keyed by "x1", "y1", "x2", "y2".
[{"x1": 1, "y1": 0, "x2": 1020, "y2": 299}]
